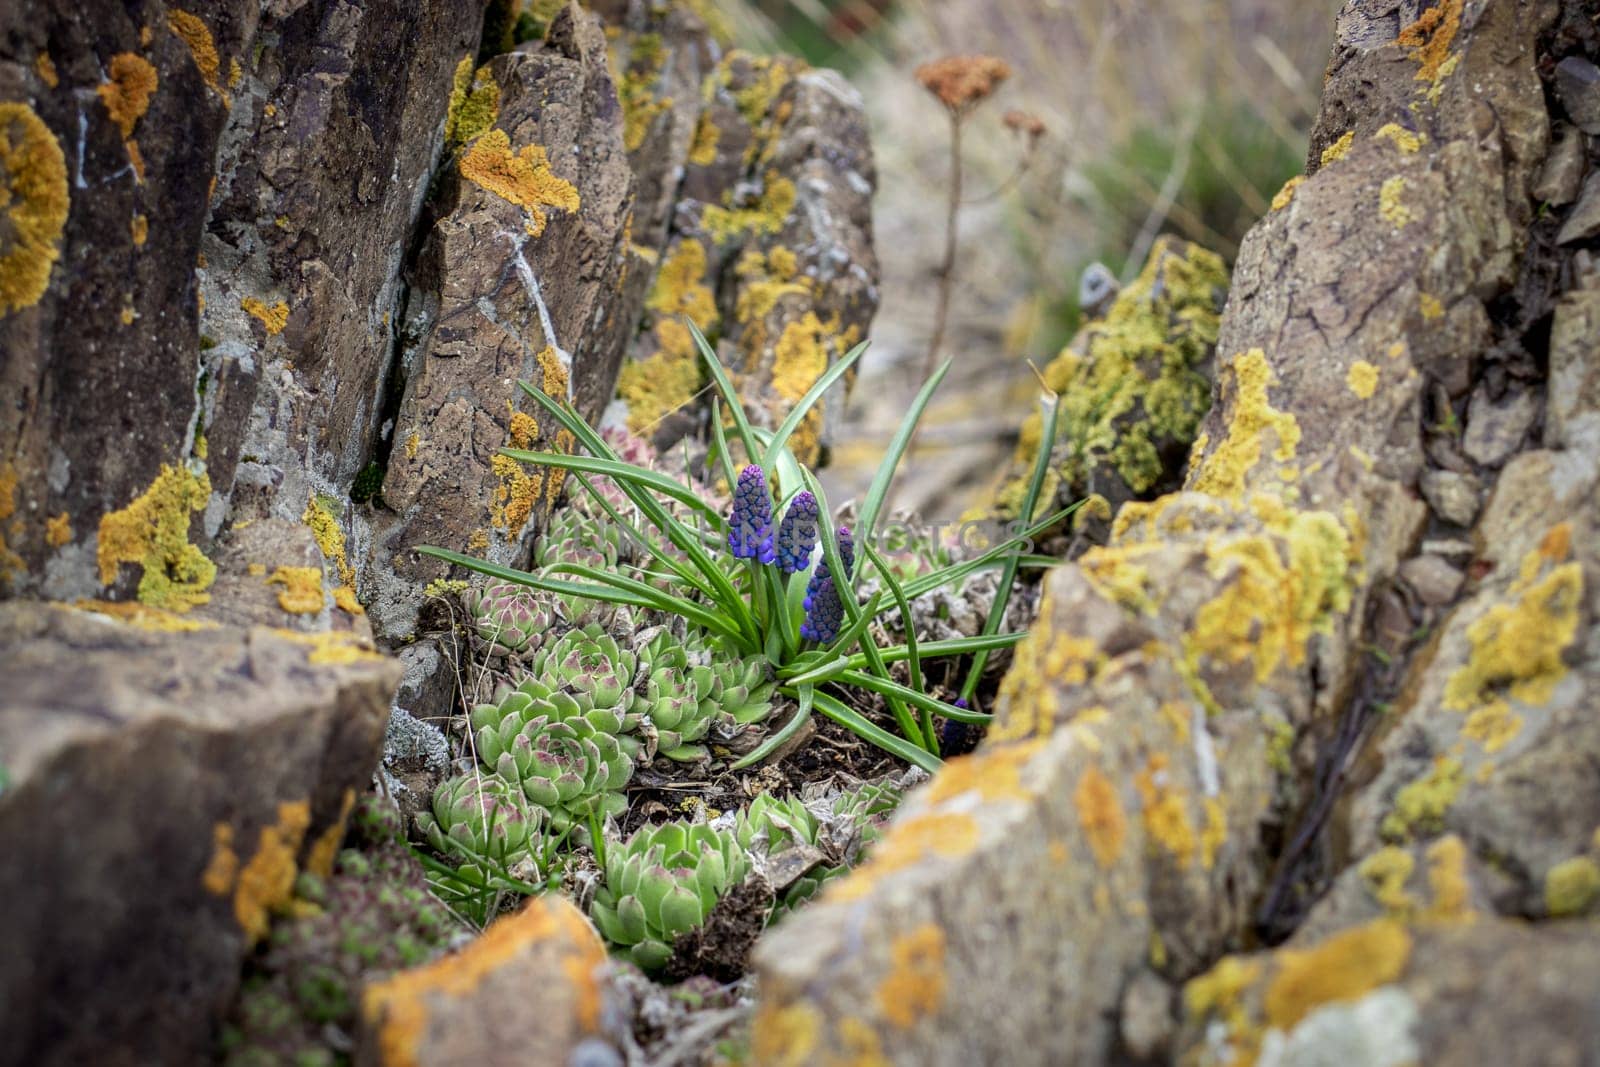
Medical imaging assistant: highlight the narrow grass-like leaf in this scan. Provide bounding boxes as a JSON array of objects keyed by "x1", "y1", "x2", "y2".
[
  {"x1": 709, "y1": 398, "x2": 740, "y2": 497},
  {"x1": 688, "y1": 319, "x2": 761, "y2": 463},
  {"x1": 572, "y1": 473, "x2": 715, "y2": 601},
  {"x1": 856, "y1": 358, "x2": 951, "y2": 560},
  {"x1": 900, "y1": 503, "x2": 1080, "y2": 599},
  {"x1": 862, "y1": 541, "x2": 929, "y2": 748},
  {"x1": 852, "y1": 632, "x2": 1026, "y2": 669},
  {"x1": 961, "y1": 391, "x2": 1062, "y2": 700},
  {"x1": 545, "y1": 562, "x2": 737, "y2": 638},
  {"x1": 811, "y1": 690, "x2": 941, "y2": 773},
  {"x1": 835, "y1": 669, "x2": 992, "y2": 724},
  {"x1": 760, "y1": 340, "x2": 869, "y2": 470},
  {"x1": 730, "y1": 684, "x2": 815, "y2": 770},
  {"x1": 417, "y1": 546, "x2": 656, "y2": 609},
  {"x1": 500, "y1": 450, "x2": 719, "y2": 524}
]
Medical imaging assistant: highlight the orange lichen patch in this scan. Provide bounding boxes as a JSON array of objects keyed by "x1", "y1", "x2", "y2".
[
  {"x1": 1423, "y1": 834, "x2": 1472, "y2": 921},
  {"x1": 168, "y1": 10, "x2": 225, "y2": 97},
  {"x1": 1360, "y1": 847, "x2": 1417, "y2": 915},
  {"x1": 770, "y1": 313, "x2": 830, "y2": 462},
  {"x1": 1270, "y1": 175, "x2": 1304, "y2": 211},
  {"x1": 1379, "y1": 177, "x2": 1413, "y2": 229},
  {"x1": 1187, "y1": 510, "x2": 1356, "y2": 683},
  {"x1": 536, "y1": 345, "x2": 569, "y2": 402},
  {"x1": 73, "y1": 597, "x2": 216, "y2": 631},
  {"x1": 241, "y1": 297, "x2": 289, "y2": 335},
  {"x1": 1, "y1": 103, "x2": 71, "y2": 317},
  {"x1": 266, "y1": 565, "x2": 324, "y2": 614},
  {"x1": 1444, "y1": 534, "x2": 1582, "y2": 712},
  {"x1": 1200, "y1": 797, "x2": 1227, "y2": 869},
  {"x1": 97, "y1": 464, "x2": 216, "y2": 611},
  {"x1": 914, "y1": 54, "x2": 1010, "y2": 112},
  {"x1": 1375, "y1": 123, "x2": 1424, "y2": 154},
  {"x1": 1190, "y1": 349, "x2": 1300, "y2": 502},
  {"x1": 306, "y1": 789, "x2": 356, "y2": 879},
  {"x1": 922, "y1": 739, "x2": 1045, "y2": 806},
  {"x1": 1134, "y1": 753, "x2": 1197, "y2": 868},
  {"x1": 490, "y1": 454, "x2": 541, "y2": 533},
  {"x1": 1263, "y1": 920, "x2": 1412, "y2": 1032},
  {"x1": 750, "y1": 1001, "x2": 822, "y2": 1067},
  {"x1": 1075, "y1": 765, "x2": 1126, "y2": 869},
  {"x1": 44, "y1": 511, "x2": 71, "y2": 548},
  {"x1": 1346, "y1": 360, "x2": 1379, "y2": 399},
  {"x1": 544, "y1": 429, "x2": 574, "y2": 508},
  {"x1": 1183, "y1": 955, "x2": 1263, "y2": 1049},
  {"x1": 233, "y1": 800, "x2": 312, "y2": 944},
  {"x1": 508, "y1": 410, "x2": 539, "y2": 450},
  {"x1": 991, "y1": 625, "x2": 1103, "y2": 741},
  {"x1": 1319, "y1": 130, "x2": 1354, "y2": 167},
  {"x1": 458, "y1": 129, "x2": 579, "y2": 237},
  {"x1": 35, "y1": 52, "x2": 59, "y2": 88},
  {"x1": 131, "y1": 213, "x2": 148, "y2": 246},
  {"x1": 125, "y1": 138, "x2": 146, "y2": 181},
  {"x1": 332, "y1": 584, "x2": 364, "y2": 615},
  {"x1": 1398, "y1": 0, "x2": 1463, "y2": 87},
  {"x1": 202, "y1": 823, "x2": 239, "y2": 896},
  {"x1": 364, "y1": 896, "x2": 606, "y2": 1061},
  {"x1": 826, "y1": 813, "x2": 982, "y2": 903},
  {"x1": 876, "y1": 924, "x2": 947, "y2": 1030},
  {"x1": 97, "y1": 53, "x2": 158, "y2": 137}
]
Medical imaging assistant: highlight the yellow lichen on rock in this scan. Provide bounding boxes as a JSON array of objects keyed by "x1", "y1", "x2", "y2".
[
  {"x1": 1075, "y1": 765, "x2": 1126, "y2": 869},
  {"x1": 1270, "y1": 175, "x2": 1304, "y2": 211},
  {"x1": 444, "y1": 56, "x2": 499, "y2": 147},
  {"x1": 35, "y1": 51, "x2": 59, "y2": 88},
  {"x1": 231, "y1": 800, "x2": 312, "y2": 944},
  {"x1": 168, "y1": 10, "x2": 226, "y2": 99},
  {"x1": 305, "y1": 789, "x2": 356, "y2": 879},
  {"x1": 303, "y1": 496, "x2": 356, "y2": 587},
  {"x1": 1134, "y1": 753, "x2": 1197, "y2": 868},
  {"x1": 490, "y1": 453, "x2": 540, "y2": 534},
  {"x1": 876, "y1": 925, "x2": 947, "y2": 1030},
  {"x1": 459, "y1": 129, "x2": 579, "y2": 237},
  {"x1": 1319, "y1": 130, "x2": 1354, "y2": 167},
  {"x1": 1381, "y1": 755, "x2": 1464, "y2": 842},
  {"x1": 202, "y1": 822, "x2": 239, "y2": 896},
  {"x1": 1419, "y1": 292, "x2": 1444, "y2": 320},
  {"x1": 1360, "y1": 846, "x2": 1417, "y2": 915},
  {"x1": 825, "y1": 813, "x2": 982, "y2": 903},
  {"x1": 1423, "y1": 835, "x2": 1472, "y2": 922},
  {"x1": 97, "y1": 53, "x2": 158, "y2": 137},
  {"x1": 0, "y1": 103, "x2": 71, "y2": 317},
  {"x1": 1398, "y1": 0, "x2": 1463, "y2": 89},
  {"x1": 273, "y1": 628, "x2": 385, "y2": 666},
  {"x1": 702, "y1": 173, "x2": 796, "y2": 243},
  {"x1": 1190, "y1": 349, "x2": 1301, "y2": 503},
  {"x1": 97, "y1": 464, "x2": 216, "y2": 611},
  {"x1": 266, "y1": 565, "x2": 324, "y2": 614},
  {"x1": 922, "y1": 739, "x2": 1046, "y2": 807},
  {"x1": 45, "y1": 511, "x2": 72, "y2": 547},
  {"x1": 1379, "y1": 176, "x2": 1413, "y2": 229},
  {"x1": 688, "y1": 110, "x2": 720, "y2": 166},
  {"x1": 750, "y1": 1001, "x2": 821, "y2": 1067},
  {"x1": 1346, "y1": 360, "x2": 1379, "y2": 399},
  {"x1": 241, "y1": 297, "x2": 289, "y2": 335},
  {"x1": 1262, "y1": 920, "x2": 1412, "y2": 1031},
  {"x1": 1545, "y1": 857, "x2": 1600, "y2": 917},
  {"x1": 769, "y1": 313, "x2": 830, "y2": 462},
  {"x1": 620, "y1": 240, "x2": 716, "y2": 434},
  {"x1": 1375, "y1": 123, "x2": 1424, "y2": 154}
]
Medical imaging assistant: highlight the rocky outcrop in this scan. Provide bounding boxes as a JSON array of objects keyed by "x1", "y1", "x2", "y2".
[
  {"x1": 0, "y1": 601, "x2": 399, "y2": 1067},
  {"x1": 753, "y1": 0, "x2": 1600, "y2": 1061}
]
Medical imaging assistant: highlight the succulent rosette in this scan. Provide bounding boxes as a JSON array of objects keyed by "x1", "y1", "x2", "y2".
[
  {"x1": 461, "y1": 580, "x2": 558, "y2": 657},
  {"x1": 588, "y1": 821, "x2": 750, "y2": 971},
  {"x1": 414, "y1": 772, "x2": 542, "y2": 865},
  {"x1": 529, "y1": 625, "x2": 641, "y2": 730},
  {"x1": 699, "y1": 637, "x2": 777, "y2": 726},
  {"x1": 536, "y1": 506, "x2": 633, "y2": 572}
]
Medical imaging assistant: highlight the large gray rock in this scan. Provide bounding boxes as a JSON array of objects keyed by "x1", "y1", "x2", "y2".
[{"x1": 0, "y1": 601, "x2": 400, "y2": 1067}]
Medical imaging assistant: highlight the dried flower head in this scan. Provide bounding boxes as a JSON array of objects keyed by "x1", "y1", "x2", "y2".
[
  {"x1": 1002, "y1": 109, "x2": 1046, "y2": 142},
  {"x1": 915, "y1": 55, "x2": 1012, "y2": 113}
]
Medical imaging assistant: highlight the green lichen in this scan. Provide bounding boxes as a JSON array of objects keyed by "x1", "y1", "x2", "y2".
[
  {"x1": 1545, "y1": 857, "x2": 1600, "y2": 917},
  {"x1": 97, "y1": 464, "x2": 217, "y2": 612},
  {"x1": 445, "y1": 56, "x2": 500, "y2": 148},
  {"x1": 616, "y1": 33, "x2": 670, "y2": 153},
  {"x1": 702, "y1": 173, "x2": 796, "y2": 244},
  {"x1": 1381, "y1": 756, "x2": 1464, "y2": 842}
]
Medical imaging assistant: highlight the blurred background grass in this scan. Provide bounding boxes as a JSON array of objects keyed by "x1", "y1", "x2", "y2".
[{"x1": 718, "y1": 0, "x2": 1340, "y2": 518}]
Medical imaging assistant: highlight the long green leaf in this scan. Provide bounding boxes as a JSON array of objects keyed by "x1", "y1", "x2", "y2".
[
  {"x1": 856, "y1": 358, "x2": 951, "y2": 556},
  {"x1": 835, "y1": 669, "x2": 992, "y2": 724},
  {"x1": 861, "y1": 540, "x2": 932, "y2": 754},
  {"x1": 544, "y1": 562, "x2": 738, "y2": 638},
  {"x1": 569, "y1": 473, "x2": 716, "y2": 602},
  {"x1": 900, "y1": 503, "x2": 1081, "y2": 599},
  {"x1": 708, "y1": 397, "x2": 740, "y2": 498},
  {"x1": 760, "y1": 340, "x2": 869, "y2": 470},
  {"x1": 500, "y1": 449, "x2": 720, "y2": 524},
  {"x1": 811, "y1": 690, "x2": 941, "y2": 773},
  {"x1": 851, "y1": 632, "x2": 1026, "y2": 669},
  {"x1": 730, "y1": 685, "x2": 815, "y2": 770},
  {"x1": 418, "y1": 546, "x2": 656, "y2": 609},
  {"x1": 688, "y1": 319, "x2": 761, "y2": 463}
]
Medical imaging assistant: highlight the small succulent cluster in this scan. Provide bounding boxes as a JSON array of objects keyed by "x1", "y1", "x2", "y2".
[
  {"x1": 537, "y1": 505, "x2": 635, "y2": 572},
  {"x1": 462, "y1": 579, "x2": 558, "y2": 658},
  {"x1": 220, "y1": 799, "x2": 462, "y2": 1067}
]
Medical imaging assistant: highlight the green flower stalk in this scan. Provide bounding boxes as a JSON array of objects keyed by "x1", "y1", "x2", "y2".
[
  {"x1": 589, "y1": 821, "x2": 750, "y2": 971},
  {"x1": 415, "y1": 772, "x2": 542, "y2": 866}
]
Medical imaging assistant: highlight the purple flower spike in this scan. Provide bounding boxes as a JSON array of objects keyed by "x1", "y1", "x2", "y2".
[
  {"x1": 775, "y1": 492, "x2": 820, "y2": 573},
  {"x1": 954, "y1": 698, "x2": 969, "y2": 709},
  {"x1": 727, "y1": 465, "x2": 775, "y2": 563},
  {"x1": 836, "y1": 525, "x2": 856, "y2": 580},
  {"x1": 800, "y1": 574, "x2": 844, "y2": 642}
]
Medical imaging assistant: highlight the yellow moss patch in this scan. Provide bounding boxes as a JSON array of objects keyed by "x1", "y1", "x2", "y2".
[
  {"x1": 876, "y1": 925, "x2": 947, "y2": 1030},
  {"x1": 169, "y1": 10, "x2": 224, "y2": 97},
  {"x1": 266, "y1": 565, "x2": 324, "y2": 614},
  {"x1": 1190, "y1": 349, "x2": 1301, "y2": 502},
  {"x1": 35, "y1": 51, "x2": 59, "y2": 88},
  {"x1": 1270, "y1": 175, "x2": 1304, "y2": 211},
  {"x1": 1075, "y1": 765, "x2": 1126, "y2": 869},
  {"x1": 1424, "y1": 834, "x2": 1472, "y2": 921},
  {"x1": 1360, "y1": 846, "x2": 1416, "y2": 915},
  {"x1": 826, "y1": 813, "x2": 981, "y2": 903},
  {"x1": 459, "y1": 129, "x2": 579, "y2": 237},
  {"x1": 303, "y1": 496, "x2": 355, "y2": 587},
  {"x1": 364, "y1": 895, "x2": 606, "y2": 1063},
  {"x1": 445, "y1": 56, "x2": 499, "y2": 147},
  {"x1": 1545, "y1": 856, "x2": 1600, "y2": 917},
  {"x1": 97, "y1": 464, "x2": 216, "y2": 611},
  {"x1": 922, "y1": 739, "x2": 1045, "y2": 807},
  {"x1": 688, "y1": 111, "x2": 720, "y2": 165},
  {"x1": 1319, "y1": 130, "x2": 1354, "y2": 167},
  {"x1": 1444, "y1": 535, "x2": 1582, "y2": 712},
  {"x1": 1381, "y1": 755, "x2": 1464, "y2": 842},
  {"x1": 306, "y1": 789, "x2": 356, "y2": 879},
  {"x1": 770, "y1": 313, "x2": 829, "y2": 462},
  {"x1": 1379, "y1": 177, "x2": 1413, "y2": 229},
  {"x1": 232, "y1": 800, "x2": 312, "y2": 944},
  {"x1": 702, "y1": 174, "x2": 796, "y2": 243},
  {"x1": 750, "y1": 1001, "x2": 821, "y2": 1067},
  {"x1": 1134, "y1": 753, "x2": 1197, "y2": 868},
  {"x1": 1264, "y1": 920, "x2": 1412, "y2": 1032},
  {"x1": 1462, "y1": 700, "x2": 1522, "y2": 754},
  {"x1": 98, "y1": 53, "x2": 158, "y2": 137},
  {"x1": 241, "y1": 297, "x2": 289, "y2": 335},
  {"x1": 1375, "y1": 123, "x2": 1424, "y2": 154},
  {"x1": 1346, "y1": 360, "x2": 1379, "y2": 399},
  {"x1": 0, "y1": 103, "x2": 71, "y2": 317},
  {"x1": 1398, "y1": 0, "x2": 1463, "y2": 88},
  {"x1": 45, "y1": 511, "x2": 71, "y2": 548}
]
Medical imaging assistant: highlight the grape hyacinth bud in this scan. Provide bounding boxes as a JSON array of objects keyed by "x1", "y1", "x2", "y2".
[
  {"x1": 836, "y1": 524, "x2": 856, "y2": 581},
  {"x1": 727, "y1": 465, "x2": 775, "y2": 563},
  {"x1": 799, "y1": 572, "x2": 844, "y2": 643},
  {"x1": 775, "y1": 492, "x2": 820, "y2": 574}
]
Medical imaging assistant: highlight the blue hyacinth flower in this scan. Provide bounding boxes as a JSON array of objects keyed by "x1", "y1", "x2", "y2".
[
  {"x1": 727, "y1": 465, "x2": 775, "y2": 563},
  {"x1": 775, "y1": 491, "x2": 820, "y2": 574}
]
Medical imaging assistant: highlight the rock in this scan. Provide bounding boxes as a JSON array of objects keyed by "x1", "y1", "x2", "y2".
[
  {"x1": 1530, "y1": 121, "x2": 1586, "y2": 206},
  {"x1": 358, "y1": 895, "x2": 623, "y2": 1067},
  {"x1": 1554, "y1": 55, "x2": 1600, "y2": 134},
  {"x1": 1420, "y1": 537, "x2": 1476, "y2": 561},
  {"x1": 367, "y1": 8, "x2": 638, "y2": 648},
  {"x1": 1461, "y1": 383, "x2": 1539, "y2": 466},
  {"x1": 0, "y1": 601, "x2": 399, "y2": 1066},
  {"x1": 1557, "y1": 171, "x2": 1600, "y2": 244},
  {"x1": 1119, "y1": 969, "x2": 1177, "y2": 1061},
  {"x1": 1397, "y1": 554, "x2": 1465, "y2": 607},
  {"x1": 1543, "y1": 275, "x2": 1600, "y2": 451},
  {"x1": 1078, "y1": 261, "x2": 1120, "y2": 319},
  {"x1": 1418, "y1": 469, "x2": 1482, "y2": 526},
  {"x1": 194, "y1": 517, "x2": 368, "y2": 632},
  {"x1": 380, "y1": 707, "x2": 452, "y2": 830}
]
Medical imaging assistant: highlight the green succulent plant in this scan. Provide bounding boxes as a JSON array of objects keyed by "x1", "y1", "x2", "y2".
[
  {"x1": 414, "y1": 772, "x2": 542, "y2": 867},
  {"x1": 537, "y1": 505, "x2": 634, "y2": 571},
  {"x1": 700, "y1": 637, "x2": 777, "y2": 726},
  {"x1": 530, "y1": 624, "x2": 641, "y2": 724},
  {"x1": 589, "y1": 820, "x2": 750, "y2": 972},
  {"x1": 627, "y1": 632, "x2": 725, "y2": 762},
  {"x1": 470, "y1": 683, "x2": 634, "y2": 833},
  {"x1": 461, "y1": 579, "x2": 559, "y2": 656},
  {"x1": 734, "y1": 792, "x2": 820, "y2": 854}
]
